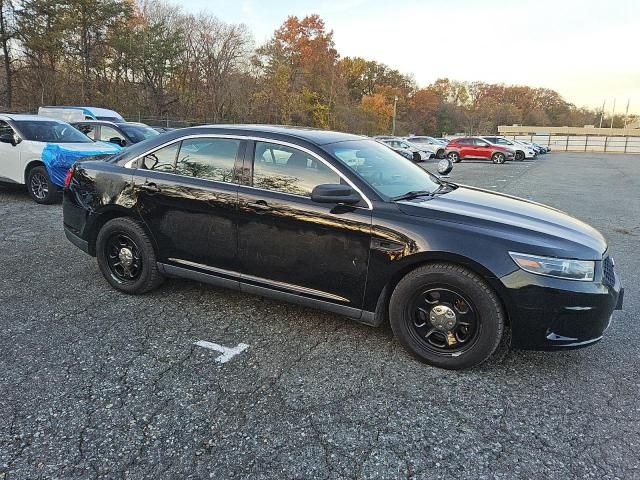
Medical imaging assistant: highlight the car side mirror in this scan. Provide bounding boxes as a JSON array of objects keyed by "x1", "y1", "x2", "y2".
[
  {"x1": 0, "y1": 133, "x2": 17, "y2": 146},
  {"x1": 108, "y1": 137, "x2": 126, "y2": 147},
  {"x1": 437, "y1": 158, "x2": 453, "y2": 176},
  {"x1": 311, "y1": 184, "x2": 361, "y2": 205}
]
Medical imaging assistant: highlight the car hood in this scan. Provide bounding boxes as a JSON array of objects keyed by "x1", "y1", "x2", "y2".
[{"x1": 397, "y1": 184, "x2": 607, "y2": 260}]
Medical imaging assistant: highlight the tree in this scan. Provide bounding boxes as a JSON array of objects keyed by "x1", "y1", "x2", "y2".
[
  {"x1": 64, "y1": 0, "x2": 132, "y2": 102},
  {"x1": 253, "y1": 14, "x2": 341, "y2": 128},
  {"x1": 16, "y1": 0, "x2": 68, "y2": 104},
  {"x1": 0, "y1": 0, "x2": 15, "y2": 107}
]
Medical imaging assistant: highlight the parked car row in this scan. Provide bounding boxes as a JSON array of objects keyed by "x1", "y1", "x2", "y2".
[
  {"x1": 0, "y1": 106, "x2": 164, "y2": 203},
  {"x1": 444, "y1": 136, "x2": 551, "y2": 164},
  {"x1": 374, "y1": 134, "x2": 551, "y2": 165}
]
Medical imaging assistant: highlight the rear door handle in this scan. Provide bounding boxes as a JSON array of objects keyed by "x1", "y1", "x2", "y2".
[
  {"x1": 140, "y1": 182, "x2": 160, "y2": 193},
  {"x1": 247, "y1": 200, "x2": 271, "y2": 211}
]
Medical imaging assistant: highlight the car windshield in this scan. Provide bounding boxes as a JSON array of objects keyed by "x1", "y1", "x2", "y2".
[
  {"x1": 118, "y1": 124, "x2": 159, "y2": 143},
  {"x1": 324, "y1": 139, "x2": 441, "y2": 199},
  {"x1": 15, "y1": 120, "x2": 93, "y2": 143}
]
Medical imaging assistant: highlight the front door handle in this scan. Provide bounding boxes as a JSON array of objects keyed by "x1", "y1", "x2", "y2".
[
  {"x1": 140, "y1": 182, "x2": 160, "y2": 193},
  {"x1": 247, "y1": 200, "x2": 271, "y2": 211}
]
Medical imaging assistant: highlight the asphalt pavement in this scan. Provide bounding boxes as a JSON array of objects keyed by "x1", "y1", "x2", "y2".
[{"x1": 1, "y1": 152, "x2": 638, "y2": 479}]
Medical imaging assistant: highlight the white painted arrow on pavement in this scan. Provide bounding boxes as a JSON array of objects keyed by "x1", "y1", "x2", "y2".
[{"x1": 195, "y1": 340, "x2": 249, "y2": 364}]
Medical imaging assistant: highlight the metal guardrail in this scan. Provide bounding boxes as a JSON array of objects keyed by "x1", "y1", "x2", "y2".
[{"x1": 505, "y1": 134, "x2": 640, "y2": 154}]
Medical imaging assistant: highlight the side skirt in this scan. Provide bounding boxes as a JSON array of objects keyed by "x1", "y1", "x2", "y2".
[{"x1": 158, "y1": 263, "x2": 381, "y2": 327}]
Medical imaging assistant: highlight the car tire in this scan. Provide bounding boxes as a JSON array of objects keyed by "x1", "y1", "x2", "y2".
[
  {"x1": 389, "y1": 263, "x2": 505, "y2": 370},
  {"x1": 26, "y1": 166, "x2": 60, "y2": 204},
  {"x1": 515, "y1": 151, "x2": 524, "y2": 161},
  {"x1": 437, "y1": 149, "x2": 445, "y2": 159},
  {"x1": 96, "y1": 217, "x2": 164, "y2": 294},
  {"x1": 448, "y1": 152, "x2": 461, "y2": 163},
  {"x1": 492, "y1": 152, "x2": 506, "y2": 164}
]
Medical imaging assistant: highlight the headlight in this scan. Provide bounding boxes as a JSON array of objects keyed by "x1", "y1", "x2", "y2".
[{"x1": 509, "y1": 252, "x2": 594, "y2": 281}]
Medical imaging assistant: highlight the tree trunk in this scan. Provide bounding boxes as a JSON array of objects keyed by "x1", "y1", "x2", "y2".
[{"x1": 0, "y1": 0, "x2": 12, "y2": 108}]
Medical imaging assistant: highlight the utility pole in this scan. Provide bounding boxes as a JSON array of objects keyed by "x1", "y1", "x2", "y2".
[
  {"x1": 598, "y1": 100, "x2": 606, "y2": 128},
  {"x1": 623, "y1": 99, "x2": 630, "y2": 128},
  {"x1": 392, "y1": 96, "x2": 398, "y2": 135},
  {"x1": 610, "y1": 98, "x2": 616, "y2": 129}
]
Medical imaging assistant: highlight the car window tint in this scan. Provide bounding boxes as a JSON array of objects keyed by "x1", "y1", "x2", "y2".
[
  {"x1": 100, "y1": 126, "x2": 125, "y2": 143},
  {"x1": 253, "y1": 142, "x2": 340, "y2": 197},
  {"x1": 76, "y1": 124, "x2": 97, "y2": 140},
  {"x1": 175, "y1": 138, "x2": 240, "y2": 182},
  {"x1": 141, "y1": 142, "x2": 179, "y2": 172}
]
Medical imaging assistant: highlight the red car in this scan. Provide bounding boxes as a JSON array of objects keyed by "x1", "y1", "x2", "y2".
[{"x1": 445, "y1": 137, "x2": 514, "y2": 164}]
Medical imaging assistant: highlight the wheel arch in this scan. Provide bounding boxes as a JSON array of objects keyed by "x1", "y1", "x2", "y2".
[
  {"x1": 24, "y1": 159, "x2": 46, "y2": 183},
  {"x1": 86, "y1": 206, "x2": 155, "y2": 257},
  {"x1": 374, "y1": 251, "x2": 512, "y2": 327}
]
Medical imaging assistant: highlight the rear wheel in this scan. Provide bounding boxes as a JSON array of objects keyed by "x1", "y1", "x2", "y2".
[
  {"x1": 515, "y1": 151, "x2": 525, "y2": 161},
  {"x1": 26, "y1": 166, "x2": 60, "y2": 204},
  {"x1": 389, "y1": 263, "x2": 505, "y2": 369},
  {"x1": 96, "y1": 217, "x2": 163, "y2": 294},
  {"x1": 448, "y1": 151, "x2": 461, "y2": 163},
  {"x1": 492, "y1": 152, "x2": 506, "y2": 164}
]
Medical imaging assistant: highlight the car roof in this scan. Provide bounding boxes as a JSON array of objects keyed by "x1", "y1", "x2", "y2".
[
  {"x1": 0, "y1": 113, "x2": 65, "y2": 122},
  {"x1": 112, "y1": 125, "x2": 373, "y2": 166},
  {"x1": 43, "y1": 105, "x2": 122, "y2": 116},
  {"x1": 196, "y1": 124, "x2": 366, "y2": 146},
  {"x1": 73, "y1": 120, "x2": 144, "y2": 127}
]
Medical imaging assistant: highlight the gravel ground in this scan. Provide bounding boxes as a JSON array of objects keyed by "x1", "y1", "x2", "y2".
[{"x1": 0, "y1": 152, "x2": 638, "y2": 479}]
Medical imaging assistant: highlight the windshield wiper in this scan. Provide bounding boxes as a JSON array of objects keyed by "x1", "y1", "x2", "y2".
[
  {"x1": 391, "y1": 190, "x2": 436, "y2": 201},
  {"x1": 392, "y1": 183, "x2": 456, "y2": 202}
]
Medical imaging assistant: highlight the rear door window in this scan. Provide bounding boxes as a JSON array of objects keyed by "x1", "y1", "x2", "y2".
[
  {"x1": 175, "y1": 138, "x2": 241, "y2": 183},
  {"x1": 140, "y1": 142, "x2": 180, "y2": 172},
  {"x1": 76, "y1": 123, "x2": 97, "y2": 140},
  {"x1": 100, "y1": 125, "x2": 125, "y2": 144}
]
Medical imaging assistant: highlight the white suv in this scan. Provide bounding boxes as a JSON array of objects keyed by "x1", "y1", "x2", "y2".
[
  {"x1": 405, "y1": 136, "x2": 447, "y2": 158},
  {"x1": 480, "y1": 136, "x2": 536, "y2": 161},
  {"x1": 0, "y1": 114, "x2": 121, "y2": 203}
]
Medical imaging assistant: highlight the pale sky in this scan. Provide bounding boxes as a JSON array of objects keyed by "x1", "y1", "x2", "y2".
[{"x1": 180, "y1": 0, "x2": 640, "y2": 114}]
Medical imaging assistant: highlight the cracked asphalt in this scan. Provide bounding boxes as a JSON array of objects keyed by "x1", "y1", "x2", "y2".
[{"x1": 1, "y1": 152, "x2": 638, "y2": 479}]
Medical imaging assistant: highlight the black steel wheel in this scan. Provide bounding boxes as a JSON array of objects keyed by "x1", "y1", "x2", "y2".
[
  {"x1": 96, "y1": 217, "x2": 163, "y2": 294},
  {"x1": 104, "y1": 232, "x2": 143, "y2": 284},
  {"x1": 26, "y1": 166, "x2": 60, "y2": 204},
  {"x1": 407, "y1": 287, "x2": 480, "y2": 355},
  {"x1": 389, "y1": 263, "x2": 505, "y2": 369}
]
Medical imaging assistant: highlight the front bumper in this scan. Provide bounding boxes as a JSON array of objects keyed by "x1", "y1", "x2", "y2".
[{"x1": 500, "y1": 261, "x2": 623, "y2": 350}]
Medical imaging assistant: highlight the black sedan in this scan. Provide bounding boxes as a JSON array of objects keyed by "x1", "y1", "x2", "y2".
[{"x1": 61, "y1": 125, "x2": 623, "y2": 369}]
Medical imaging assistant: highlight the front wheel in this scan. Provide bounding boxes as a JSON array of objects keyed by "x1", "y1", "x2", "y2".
[
  {"x1": 515, "y1": 151, "x2": 525, "y2": 161},
  {"x1": 96, "y1": 217, "x2": 164, "y2": 294},
  {"x1": 492, "y1": 152, "x2": 506, "y2": 164},
  {"x1": 436, "y1": 149, "x2": 445, "y2": 159},
  {"x1": 26, "y1": 166, "x2": 60, "y2": 204},
  {"x1": 389, "y1": 263, "x2": 505, "y2": 369},
  {"x1": 448, "y1": 151, "x2": 461, "y2": 163}
]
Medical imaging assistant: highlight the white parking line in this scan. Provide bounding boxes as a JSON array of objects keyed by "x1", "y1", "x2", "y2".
[{"x1": 195, "y1": 340, "x2": 249, "y2": 363}]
